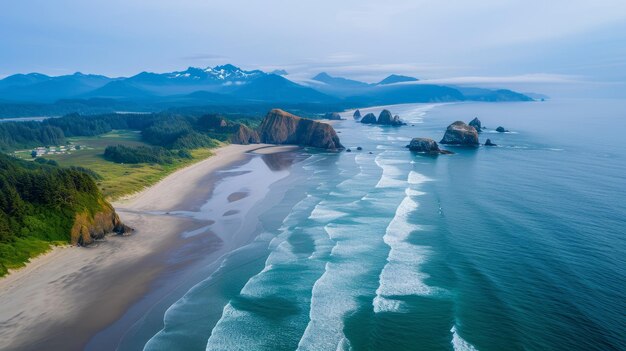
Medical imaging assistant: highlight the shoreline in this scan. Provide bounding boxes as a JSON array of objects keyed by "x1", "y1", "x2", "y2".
[{"x1": 0, "y1": 143, "x2": 299, "y2": 351}]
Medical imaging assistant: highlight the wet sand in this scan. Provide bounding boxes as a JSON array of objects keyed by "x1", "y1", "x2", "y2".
[{"x1": 0, "y1": 143, "x2": 300, "y2": 351}]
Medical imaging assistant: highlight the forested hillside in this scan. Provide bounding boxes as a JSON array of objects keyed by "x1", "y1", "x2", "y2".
[
  {"x1": 0, "y1": 112, "x2": 250, "y2": 152},
  {"x1": 0, "y1": 153, "x2": 126, "y2": 276}
]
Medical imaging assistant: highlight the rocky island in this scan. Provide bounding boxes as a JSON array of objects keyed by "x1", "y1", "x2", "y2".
[
  {"x1": 258, "y1": 109, "x2": 344, "y2": 150},
  {"x1": 361, "y1": 109, "x2": 405, "y2": 126},
  {"x1": 406, "y1": 138, "x2": 453, "y2": 154},
  {"x1": 361, "y1": 113, "x2": 377, "y2": 124},
  {"x1": 440, "y1": 121, "x2": 480, "y2": 146},
  {"x1": 469, "y1": 117, "x2": 482, "y2": 133},
  {"x1": 496, "y1": 126, "x2": 510, "y2": 133}
]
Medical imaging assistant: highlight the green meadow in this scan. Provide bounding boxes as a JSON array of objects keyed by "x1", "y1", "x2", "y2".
[{"x1": 13, "y1": 130, "x2": 216, "y2": 200}]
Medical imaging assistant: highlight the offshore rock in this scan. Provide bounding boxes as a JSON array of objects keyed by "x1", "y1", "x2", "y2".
[
  {"x1": 407, "y1": 137, "x2": 453, "y2": 154},
  {"x1": 440, "y1": 121, "x2": 480, "y2": 146},
  {"x1": 496, "y1": 126, "x2": 510, "y2": 133},
  {"x1": 361, "y1": 113, "x2": 377, "y2": 124},
  {"x1": 469, "y1": 117, "x2": 482, "y2": 133}
]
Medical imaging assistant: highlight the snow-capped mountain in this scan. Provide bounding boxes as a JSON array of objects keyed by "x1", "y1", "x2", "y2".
[{"x1": 136, "y1": 64, "x2": 266, "y2": 85}]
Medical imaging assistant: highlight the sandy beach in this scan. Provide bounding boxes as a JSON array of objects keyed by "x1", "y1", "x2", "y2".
[{"x1": 0, "y1": 143, "x2": 299, "y2": 351}]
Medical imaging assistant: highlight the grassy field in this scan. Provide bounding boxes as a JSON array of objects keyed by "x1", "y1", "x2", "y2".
[{"x1": 13, "y1": 130, "x2": 217, "y2": 200}]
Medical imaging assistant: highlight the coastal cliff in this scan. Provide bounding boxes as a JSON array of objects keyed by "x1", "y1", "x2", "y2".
[
  {"x1": 258, "y1": 109, "x2": 344, "y2": 150},
  {"x1": 71, "y1": 200, "x2": 131, "y2": 245},
  {"x1": 0, "y1": 153, "x2": 130, "y2": 276},
  {"x1": 230, "y1": 124, "x2": 260, "y2": 145}
]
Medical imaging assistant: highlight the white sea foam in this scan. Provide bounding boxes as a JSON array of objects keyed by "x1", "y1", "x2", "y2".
[
  {"x1": 372, "y1": 295, "x2": 407, "y2": 313},
  {"x1": 386, "y1": 135, "x2": 412, "y2": 142},
  {"x1": 309, "y1": 204, "x2": 347, "y2": 221},
  {"x1": 376, "y1": 144, "x2": 395, "y2": 150},
  {"x1": 406, "y1": 188, "x2": 426, "y2": 196},
  {"x1": 297, "y1": 153, "x2": 398, "y2": 349},
  {"x1": 373, "y1": 177, "x2": 446, "y2": 313},
  {"x1": 201, "y1": 177, "x2": 337, "y2": 349},
  {"x1": 401, "y1": 103, "x2": 442, "y2": 124},
  {"x1": 375, "y1": 156, "x2": 407, "y2": 188},
  {"x1": 451, "y1": 326, "x2": 479, "y2": 351},
  {"x1": 408, "y1": 170, "x2": 432, "y2": 184},
  {"x1": 297, "y1": 222, "x2": 381, "y2": 351}
]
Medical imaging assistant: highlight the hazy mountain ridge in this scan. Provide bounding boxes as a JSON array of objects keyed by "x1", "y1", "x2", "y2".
[{"x1": 0, "y1": 64, "x2": 533, "y2": 116}]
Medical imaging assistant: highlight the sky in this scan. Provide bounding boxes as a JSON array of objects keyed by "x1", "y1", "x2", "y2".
[{"x1": 2, "y1": 0, "x2": 626, "y2": 96}]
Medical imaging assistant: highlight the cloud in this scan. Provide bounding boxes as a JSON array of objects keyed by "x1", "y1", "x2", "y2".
[{"x1": 410, "y1": 74, "x2": 582, "y2": 85}]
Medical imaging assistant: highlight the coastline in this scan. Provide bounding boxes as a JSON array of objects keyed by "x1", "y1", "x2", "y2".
[{"x1": 0, "y1": 143, "x2": 299, "y2": 351}]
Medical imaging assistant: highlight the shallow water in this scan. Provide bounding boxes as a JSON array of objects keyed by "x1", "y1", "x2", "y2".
[{"x1": 143, "y1": 99, "x2": 626, "y2": 351}]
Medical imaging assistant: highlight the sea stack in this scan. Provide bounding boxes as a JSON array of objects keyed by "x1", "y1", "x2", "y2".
[
  {"x1": 496, "y1": 126, "x2": 510, "y2": 133},
  {"x1": 485, "y1": 139, "x2": 497, "y2": 146},
  {"x1": 407, "y1": 138, "x2": 453, "y2": 154},
  {"x1": 353, "y1": 109, "x2": 362, "y2": 120},
  {"x1": 377, "y1": 109, "x2": 393, "y2": 124},
  {"x1": 469, "y1": 117, "x2": 482, "y2": 133},
  {"x1": 361, "y1": 109, "x2": 405, "y2": 126},
  {"x1": 376, "y1": 110, "x2": 405, "y2": 126},
  {"x1": 324, "y1": 112, "x2": 342, "y2": 120},
  {"x1": 361, "y1": 113, "x2": 377, "y2": 124},
  {"x1": 258, "y1": 109, "x2": 344, "y2": 150},
  {"x1": 440, "y1": 121, "x2": 480, "y2": 146}
]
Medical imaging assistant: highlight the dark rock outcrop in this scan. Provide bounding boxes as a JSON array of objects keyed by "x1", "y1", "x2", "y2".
[
  {"x1": 324, "y1": 112, "x2": 342, "y2": 120},
  {"x1": 361, "y1": 113, "x2": 377, "y2": 124},
  {"x1": 230, "y1": 124, "x2": 260, "y2": 144},
  {"x1": 70, "y1": 201, "x2": 132, "y2": 245},
  {"x1": 353, "y1": 109, "x2": 362, "y2": 120},
  {"x1": 469, "y1": 117, "x2": 482, "y2": 133},
  {"x1": 258, "y1": 109, "x2": 343, "y2": 150},
  {"x1": 496, "y1": 126, "x2": 509, "y2": 133},
  {"x1": 376, "y1": 110, "x2": 405, "y2": 126},
  {"x1": 485, "y1": 139, "x2": 497, "y2": 146},
  {"x1": 377, "y1": 109, "x2": 393, "y2": 124},
  {"x1": 361, "y1": 110, "x2": 405, "y2": 126},
  {"x1": 440, "y1": 121, "x2": 479, "y2": 146},
  {"x1": 407, "y1": 138, "x2": 453, "y2": 154},
  {"x1": 198, "y1": 114, "x2": 260, "y2": 145}
]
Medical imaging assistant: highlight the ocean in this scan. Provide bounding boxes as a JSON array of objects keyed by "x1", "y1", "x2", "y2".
[{"x1": 142, "y1": 99, "x2": 626, "y2": 351}]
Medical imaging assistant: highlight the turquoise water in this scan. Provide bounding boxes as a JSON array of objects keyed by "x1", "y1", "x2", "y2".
[{"x1": 145, "y1": 99, "x2": 626, "y2": 351}]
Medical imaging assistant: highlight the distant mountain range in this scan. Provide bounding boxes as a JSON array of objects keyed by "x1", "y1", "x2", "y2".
[{"x1": 0, "y1": 64, "x2": 533, "y2": 117}]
